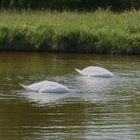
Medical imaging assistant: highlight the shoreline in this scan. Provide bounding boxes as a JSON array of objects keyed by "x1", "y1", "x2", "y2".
[{"x1": 0, "y1": 10, "x2": 139, "y2": 55}]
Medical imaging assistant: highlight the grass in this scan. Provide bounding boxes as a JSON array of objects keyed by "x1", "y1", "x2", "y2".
[{"x1": 0, "y1": 9, "x2": 140, "y2": 54}]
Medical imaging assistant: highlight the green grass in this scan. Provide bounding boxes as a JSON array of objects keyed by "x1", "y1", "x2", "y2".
[{"x1": 0, "y1": 10, "x2": 140, "y2": 54}]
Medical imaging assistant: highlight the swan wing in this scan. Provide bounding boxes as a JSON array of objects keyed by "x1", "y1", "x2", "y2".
[
  {"x1": 39, "y1": 86, "x2": 70, "y2": 93},
  {"x1": 82, "y1": 66, "x2": 105, "y2": 73},
  {"x1": 89, "y1": 67, "x2": 114, "y2": 77},
  {"x1": 78, "y1": 66, "x2": 114, "y2": 77},
  {"x1": 20, "y1": 80, "x2": 70, "y2": 93},
  {"x1": 19, "y1": 81, "x2": 50, "y2": 92}
]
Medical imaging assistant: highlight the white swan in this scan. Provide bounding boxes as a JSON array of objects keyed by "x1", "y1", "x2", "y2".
[
  {"x1": 75, "y1": 66, "x2": 114, "y2": 78},
  {"x1": 20, "y1": 80, "x2": 70, "y2": 93}
]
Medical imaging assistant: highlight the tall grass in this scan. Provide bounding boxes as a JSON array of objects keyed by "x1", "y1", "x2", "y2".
[{"x1": 0, "y1": 10, "x2": 140, "y2": 54}]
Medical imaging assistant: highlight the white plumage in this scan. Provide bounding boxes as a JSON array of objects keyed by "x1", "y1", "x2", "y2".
[
  {"x1": 75, "y1": 66, "x2": 114, "y2": 78},
  {"x1": 20, "y1": 80, "x2": 70, "y2": 93}
]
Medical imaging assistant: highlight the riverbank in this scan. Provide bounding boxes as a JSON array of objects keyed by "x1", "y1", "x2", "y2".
[{"x1": 0, "y1": 10, "x2": 140, "y2": 54}]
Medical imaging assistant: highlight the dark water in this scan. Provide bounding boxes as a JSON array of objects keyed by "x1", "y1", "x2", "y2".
[{"x1": 0, "y1": 53, "x2": 140, "y2": 140}]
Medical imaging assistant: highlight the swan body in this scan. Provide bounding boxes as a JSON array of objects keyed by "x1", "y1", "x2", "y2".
[
  {"x1": 75, "y1": 66, "x2": 114, "y2": 78},
  {"x1": 20, "y1": 80, "x2": 70, "y2": 93}
]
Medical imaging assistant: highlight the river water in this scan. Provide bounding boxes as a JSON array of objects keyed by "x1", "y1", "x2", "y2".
[{"x1": 0, "y1": 53, "x2": 140, "y2": 140}]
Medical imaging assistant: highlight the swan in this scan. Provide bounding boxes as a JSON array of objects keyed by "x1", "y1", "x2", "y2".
[
  {"x1": 20, "y1": 80, "x2": 70, "y2": 93},
  {"x1": 75, "y1": 66, "x2": 114, "y2": 78}
]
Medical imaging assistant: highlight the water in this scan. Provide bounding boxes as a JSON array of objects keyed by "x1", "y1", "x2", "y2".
[{"x1": 0, "y1": 52, "x2": 140, "y2": 140}]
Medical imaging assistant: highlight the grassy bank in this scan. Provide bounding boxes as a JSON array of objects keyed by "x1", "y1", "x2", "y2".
[{"x1": 0, "y1": 10, "x2": 140, "y2": 54}]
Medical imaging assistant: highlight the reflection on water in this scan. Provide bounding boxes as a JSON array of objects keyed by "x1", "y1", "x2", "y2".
[
  {"x1": 20, "y1": 91, "x2": 72, "y2": 105},
  {"x1": 0, "y1": 53, "x2": 140, "y2": 139}
]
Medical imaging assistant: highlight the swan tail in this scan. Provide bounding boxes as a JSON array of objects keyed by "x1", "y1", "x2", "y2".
[
  {"x1": 75, "y1": 68, "x2": 83, "y2": 75},
  {"x1": 19, "y1": 84, "x2": 31, "y2": 91}
]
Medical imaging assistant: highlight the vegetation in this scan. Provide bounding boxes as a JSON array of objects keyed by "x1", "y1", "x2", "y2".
[{"x1": 0, "y1": 10, "x2": 140, "y2": 54}]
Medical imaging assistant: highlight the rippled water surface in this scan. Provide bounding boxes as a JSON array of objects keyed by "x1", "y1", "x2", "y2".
[{"x1": 0, "y1": 53, "x2": 140, "y2": 140}]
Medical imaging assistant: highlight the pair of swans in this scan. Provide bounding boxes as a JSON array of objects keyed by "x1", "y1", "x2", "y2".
[{"x1": 20, "y1": 66, "x2": 114, "y2": 93}]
